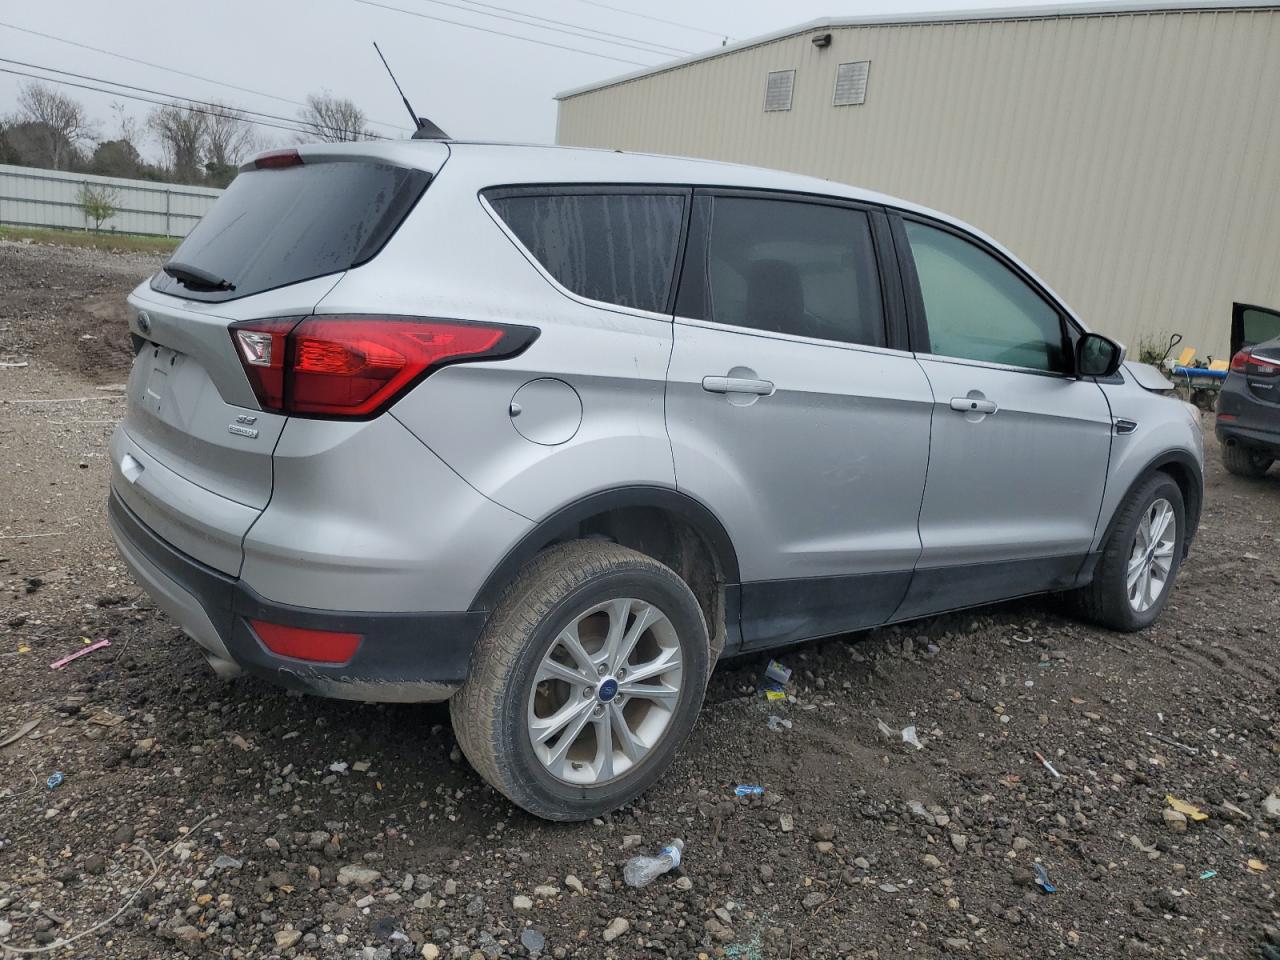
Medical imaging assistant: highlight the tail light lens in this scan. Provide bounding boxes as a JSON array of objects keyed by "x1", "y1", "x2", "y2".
[
  {"x1": 230, "y1": 316, "x2": 537, "y2": 418},
  {"x1": 1230, "y1": 349, "x2": 1280, "y2": 376}
]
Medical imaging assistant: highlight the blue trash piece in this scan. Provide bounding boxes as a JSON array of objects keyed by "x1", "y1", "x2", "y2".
[
  {"x1": 46, "y1": 771, "x2": 64, "y2": 790},
  {"x1": 734, "y1": 785, "x2": 764, "y2": 797},
  {"x1": 1033, "y1": 862, "x2": 1056, "y2": 893}
]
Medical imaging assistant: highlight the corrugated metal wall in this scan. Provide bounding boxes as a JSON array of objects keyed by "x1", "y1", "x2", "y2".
[
  {"x1": 0, "y1": 163, "x2": 221, "y2": 237},
  {"x1": 557, "y1": 7, "x2": 1280, "y2": 358}
]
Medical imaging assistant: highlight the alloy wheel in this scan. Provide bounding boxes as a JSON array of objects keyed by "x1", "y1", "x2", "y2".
[
  {"x1": 1127, "y1": 497, "x2": 1176, "y2": 612},
  {"x1": 526, "y1": 598, "x2": 683, "y2": 785}
]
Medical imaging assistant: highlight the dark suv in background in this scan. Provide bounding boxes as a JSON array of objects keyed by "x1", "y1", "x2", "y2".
[{"x1": 1217, "y1": 303, "x2": 1280, "y2": 478}]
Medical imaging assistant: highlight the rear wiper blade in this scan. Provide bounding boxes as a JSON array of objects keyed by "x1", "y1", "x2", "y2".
[{"x1": 162, "y1": 261, "x2": 236, "y2": 292}]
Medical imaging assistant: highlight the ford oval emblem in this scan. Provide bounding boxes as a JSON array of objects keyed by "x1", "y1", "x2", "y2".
[{"x1": 136, "y1": 311, "x2": 152, "y2": 335}]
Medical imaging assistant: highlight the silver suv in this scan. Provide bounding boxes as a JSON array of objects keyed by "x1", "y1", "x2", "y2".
[{"x1": 108, "y1": 141, "x2": 1204, "y2": 820}]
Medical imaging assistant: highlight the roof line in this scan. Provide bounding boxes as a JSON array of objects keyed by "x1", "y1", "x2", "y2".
[{"x1": 554, "y1": 0, "x2": 1280, "y2": 100}]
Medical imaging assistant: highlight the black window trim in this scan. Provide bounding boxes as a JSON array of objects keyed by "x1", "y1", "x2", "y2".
[
  {"x1": 889, "y1": 210, "x2": 1086, "y2": 380},
  {"x1": 1231, "y1": 301, "x2": 1280, "y2": 356},
  {"x1": 480, "y1": 183, "x2": 694, "y2": 321},
  {"x1": 672, "y1": 186, "x2": 906, "y2": 354}
]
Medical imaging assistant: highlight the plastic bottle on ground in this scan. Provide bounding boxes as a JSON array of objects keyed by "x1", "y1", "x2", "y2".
[{"x1": 623, "y1": 838, "x2": 684, "y2": 888}]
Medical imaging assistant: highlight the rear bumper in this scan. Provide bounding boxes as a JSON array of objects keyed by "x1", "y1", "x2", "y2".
[
  {"x1": 1216, "y1": 421, "x2": 1280, "y2": 456},
  {"x1": 107, "y1": 490, "x2": 484, "y2": 702}
]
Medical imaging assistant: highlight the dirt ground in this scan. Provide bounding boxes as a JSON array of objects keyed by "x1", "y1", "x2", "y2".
[{"x1": 2, "y1": 236, "x2": 1279, "y2": 960}]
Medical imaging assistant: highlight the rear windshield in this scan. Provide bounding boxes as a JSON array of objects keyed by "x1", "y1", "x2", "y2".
[{"x1": 151, "y1": 160, "x2": 429, "y2": 302}]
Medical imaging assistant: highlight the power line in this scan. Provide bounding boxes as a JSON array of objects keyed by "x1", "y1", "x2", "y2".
[
  {"x1": 0, "y1": 57, "x2": 392, "y2": 141},
  {"x1": 352, "y1": 0, "x2": 658, "y2": 67},
  {"x1": 0, "y1": 65, "x2": 326, "y2": 140},
  {"x1": 414, "y1": 0, "x2": 692, "y2": 56},
  {"x1": 0, "y1": 20, "x2": 412, "y2": 135},
  {"x1": 564, "y1": 0, "x2": 730, "y2": 41}
]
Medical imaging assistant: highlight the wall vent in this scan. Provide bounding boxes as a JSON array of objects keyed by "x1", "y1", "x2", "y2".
[
  {"x1": 764, "y1": 69, "x2": 796, "y2": 112},
  {"x1": 833, "y1": 60, "x2": 871, "y2": 106}
]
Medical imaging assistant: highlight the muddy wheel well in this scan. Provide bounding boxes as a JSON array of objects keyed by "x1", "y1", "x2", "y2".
[{"x1": 569, "y1": 507, "x2": 728, "y2": 661}]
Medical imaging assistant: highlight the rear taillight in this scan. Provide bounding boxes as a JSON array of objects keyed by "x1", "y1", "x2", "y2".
[
  {"x1": 253, "y1": 148, "x2": 303, "y2": 169},
  {"x1": 249, "y1": 619, "x2": 361, "y2": 665},
  {"x1": 1230, "y1": 349, "x2": 1280, "y2": 376},
  {"x1": 230, "y1": 316, "x2": 536, "y2": 418}
]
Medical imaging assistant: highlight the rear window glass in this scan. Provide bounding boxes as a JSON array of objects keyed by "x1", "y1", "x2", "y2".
[
  {"x1": 151, "y1": 161, "x2": 429, "y2": 302},
  {"x1": 488, "y1": 191, "x2": 685, "y2": 313}
]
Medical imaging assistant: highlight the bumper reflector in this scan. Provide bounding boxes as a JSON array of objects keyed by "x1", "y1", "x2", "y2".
[{"x1": 249, "y1": 619, "x2": 362, "y2": 665}]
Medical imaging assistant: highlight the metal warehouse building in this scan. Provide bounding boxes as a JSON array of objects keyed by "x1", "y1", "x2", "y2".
[{"x1": 555, "y1": 1, "x2": 1280, "y2": 359}]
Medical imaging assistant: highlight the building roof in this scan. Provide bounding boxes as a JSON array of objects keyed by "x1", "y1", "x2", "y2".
[{"x1": 554, "y1": 0, "x2": 1279, "y2": 100}]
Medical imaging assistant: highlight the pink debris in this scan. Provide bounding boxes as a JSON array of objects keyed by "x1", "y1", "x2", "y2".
[{"x1": 49, "y1": 638, "x2": 111, "y2": 670}]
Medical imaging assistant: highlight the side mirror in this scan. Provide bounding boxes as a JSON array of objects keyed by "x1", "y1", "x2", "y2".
[{"x1": 1077, "y1": 333, "x2": 1125, "y2": 378}]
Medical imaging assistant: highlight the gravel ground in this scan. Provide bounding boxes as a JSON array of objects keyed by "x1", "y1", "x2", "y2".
[{"x1": 2, "y1": 237, "x2": 1280, "y2": 960}]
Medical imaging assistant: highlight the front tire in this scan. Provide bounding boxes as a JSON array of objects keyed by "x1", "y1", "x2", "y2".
[
  {"x1": 450, "y1": 541, "x2": 709, "y2": 821},
  {"x1": 1072, "y1": 472, "x2": 1185, "y2": 632},
  {"x1": 1222, "y1": 442, "x2": 1274, "y2": 478}
]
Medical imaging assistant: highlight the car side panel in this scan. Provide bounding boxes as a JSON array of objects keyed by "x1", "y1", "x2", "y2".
[{"x1": 319, "y1": 157, "x2": 678, "y2": 524}]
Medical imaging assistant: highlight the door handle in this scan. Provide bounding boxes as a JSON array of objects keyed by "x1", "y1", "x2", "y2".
[
  {"x1": 950, "y1": 397, "x2": 998, "y2": 415},
  {"x1": 702, "y1": 376, "x2": 774, "y2": 396}
]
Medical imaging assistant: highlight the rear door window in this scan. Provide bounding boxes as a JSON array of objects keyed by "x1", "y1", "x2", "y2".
[
  {"x1": 151, "y1": 160, "x2": 430, "y2": 302},
  {"x1": 678, "y1": 194, "x2": 886, "y2": 347},
  {"x1": 487, "y1": 190, "x2": 686, "y2": 314}
]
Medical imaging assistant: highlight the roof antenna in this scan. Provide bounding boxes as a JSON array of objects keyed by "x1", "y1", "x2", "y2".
[{"x1": 373, "y1": 41, "x2": 449, "y2": 141}]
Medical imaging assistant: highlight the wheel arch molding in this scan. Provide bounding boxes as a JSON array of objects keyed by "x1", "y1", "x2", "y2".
[
  {"x1": 1101, "y1": 450, "x2": 1203, "y2": 555},
  {"x1": 468, "y1": 485, "x2": 742, "y2": 614}
]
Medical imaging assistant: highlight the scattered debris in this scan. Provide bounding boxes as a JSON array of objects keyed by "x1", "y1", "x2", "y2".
[
  {"x1": 0, "y1": 717, "x2": 40, "y2": 750},
  {"x1": 1032, "y1": 863, "x2": 1056, "y2": 893},
  {"x1": 763, "y1": 682, "x2": 786, "y2": 701},
  {"x1": 1248, "y1": 859, "x2": 1268, "y2": 873},
  {"x1": 1034, "y1": 750, "x2": 1061, "y2": 778},
  {"x1": 46, "y1": 771, "x2": 64, "y2": 790},
  {"x1": 1146, "y1": 731, "x2": 1199, "y2": 755},
  {"x1": 328, "y1": 760, "x2": 349, "y2": 774},
  {"x1": 734, "y1": 784, "x2": 764, "y2": 797},
  {"x1": 766, "y1": 715, "x2": 792, "y2": 732},
  {"x1": 87, "y1": 709, "x2": 125, "y2": 727},
  {"x1": 877, "y1": 719, "x2": 923, "y2": 749},
  {"x1": 764, "y1": 660, "x2": 792, "y2": 684},
  {"x1": 622, "y1": 838, "x2": 683, "y2": 888},
  {"x1": 1199, "y1": 870, "x2": 1218, "y2": 880},
  {"x1": 1263, "y1": 793, "x2": 1280, "y2": 820},
  {"x1": 1166, "y1": 795, "x2": 1209, "y2": 822},
  {"x1": 49, "y1": 637, "x2": 111, "y2": 669}
]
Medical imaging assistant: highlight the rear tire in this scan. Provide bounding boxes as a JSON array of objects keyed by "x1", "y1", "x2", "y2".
[
  {"x1": 1071, "y1": 472, "x2": 1185, "y2": 632},
  {"x1": 450, "y1": 540, "x2": 709, "y2": 821},
  {"x1": 1222, "y1": 442, "x2": 1274, "y2": 478}
]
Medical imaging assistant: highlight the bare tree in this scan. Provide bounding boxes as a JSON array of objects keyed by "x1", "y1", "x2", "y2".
[
  {"x1": 16, "y1": 82, "x2": 95, "y2": 169},
  {"x1": 110, "y1": 101, "x2": 142, "y2": 148},
  {"x1": 149, "y1": 102, "x2": 207, "y2": 184},
  {"x1": 204, "y1": 103, "x2": 257, "y2": 170},
  {"x1": 299, "y1": 93, "x2": 373, "y2": 143}
]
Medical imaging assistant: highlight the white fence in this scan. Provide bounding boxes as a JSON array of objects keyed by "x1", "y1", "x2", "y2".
[{"x1": 0, "y1": 163, "x2": 222, "y2": 238}]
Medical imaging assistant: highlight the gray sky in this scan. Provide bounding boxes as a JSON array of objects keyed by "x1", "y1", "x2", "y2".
[{"x1": 1, "y1": 0, "x2": 1062, "y2": 160}]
